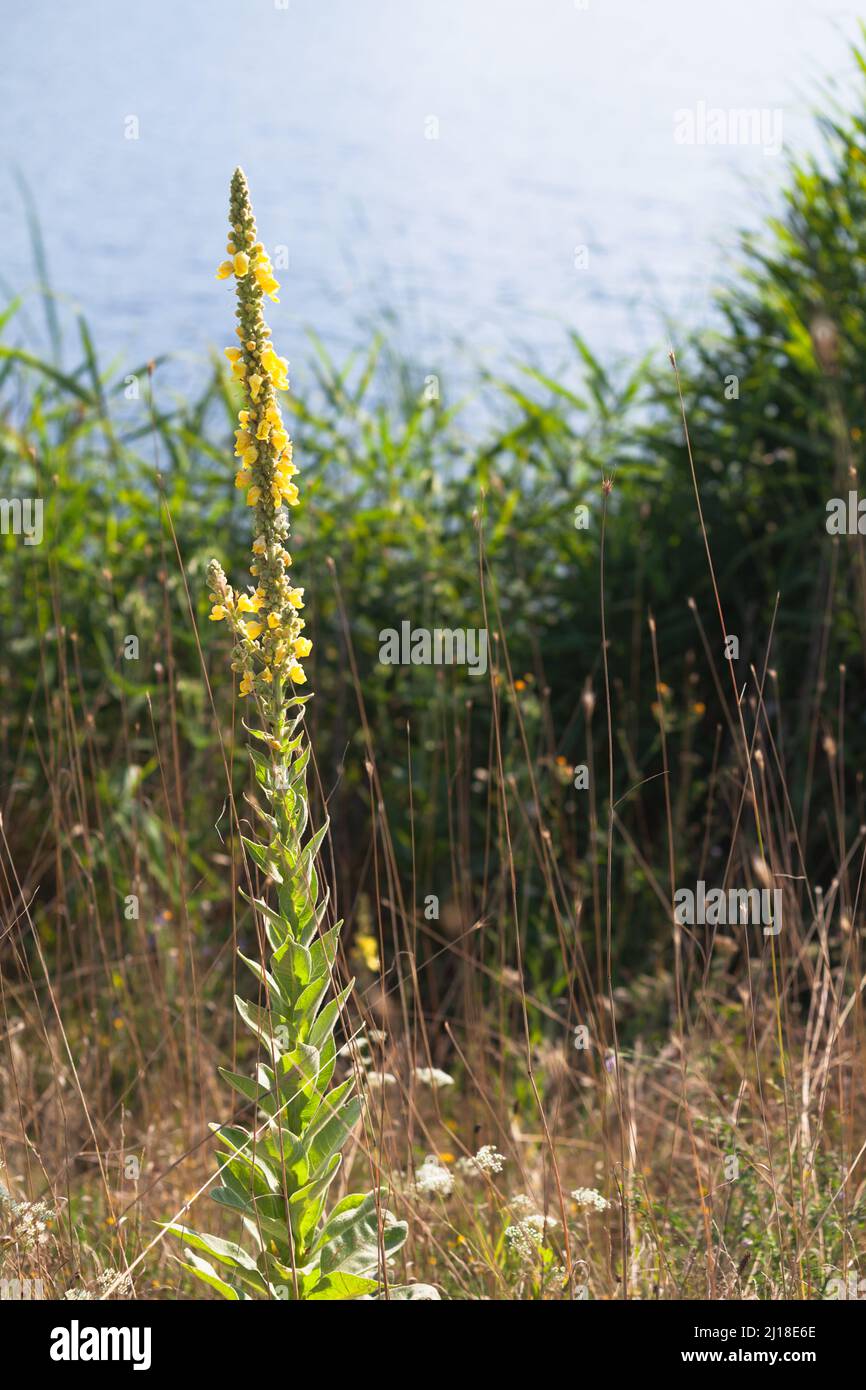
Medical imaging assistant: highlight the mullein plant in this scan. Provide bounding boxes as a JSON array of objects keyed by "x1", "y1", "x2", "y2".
[{"x1": 164, "y1": 170, "x2": 411, "y2": 1300}]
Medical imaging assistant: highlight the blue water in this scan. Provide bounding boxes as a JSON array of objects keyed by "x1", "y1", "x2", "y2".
[{"x1": 0, "y1": 0, "x2": 862, "y2": 396}]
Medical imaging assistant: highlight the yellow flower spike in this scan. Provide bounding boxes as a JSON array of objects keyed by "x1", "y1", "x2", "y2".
[
  {"x1": 216, "y1": 260, "x2": 234, "y2": 280},
  {"x1": 209, "y1": 171, "x2": 309, "y2": 714}
]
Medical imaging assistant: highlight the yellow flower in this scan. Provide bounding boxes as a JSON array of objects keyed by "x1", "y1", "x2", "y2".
[
  {"x1": 209, "y1": 605, "x2": 227, "y2": 621},
  {"x1": 224, "y1": 347, "x2": 241, "y2": 363},
  {"x1": 287, "y1": 589, "x2": 304, "y2": 609},
  {"x1": 255, "y1": 419, "x2": 271, "y2": 441},
  {"x1": 242, "y1": 621, "x2": 263, "y2": 640},
  {"x1": 216, "y1": 260, "x2": 234, "y2": 280},
  {"x1": 288, "y1": 662, "x2": 306, "y2": 684},
  {"x1": 261, "y1": 345, "x2": 289, "y2": 389},
  {"x1": 252, "y1": 537, "x2": 266, "y2": 555},
  {"x1": 239, "y1": 672, "x2": 254, "y2": 696},
  {"x1": 267, "y1": 612, "x2": 281, "y2": 630},
  {"x1": 261, "y1": 667, "x2": 273, "y2": 684},
  {"x1": 234, "y1": 470, "x2": 250, "y2": 489},
  {"x1": 246, "y1": 486, "x2": 261, "y2": 507},
  {"x1": 233, "y1": 251, "x2": 250, "y2": 277},
  {"x1": 254, "y1": 256, "x2": 281, "y2": 301},
  {"x1": 237, "y1": 593, "x2": 264, "y2": 614},
  {"x1": 241, "y1": 446, "x2": 258, "y2": 467},
  {"x1": 355, "y1": 933, "x2": 380, "y2": 972},
  {"x1": 293, "y1": 636, "x2": 312, "y2": 658}
]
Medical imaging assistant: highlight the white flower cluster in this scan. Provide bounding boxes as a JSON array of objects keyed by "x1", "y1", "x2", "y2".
[
  {"x1": 412, "y1": 1067, "x2": 454, "y2": 1090},
  {"x1": 64, "y1": 1270, "x2": 133, "y2": 1300},
  {"x1": 414, "y1": 1154, "x2": 454, "y2": 1198},
  {"x1": 456, "y1": 1144, "x2": 506, "y2": 1177},
  {"x1": 0, "y1": 1191, "x2": 54, "y2": 1251},
  {"x1": 504, "y1": 1210, "x2": 559, "y2": 1264},
  {"x1": 570, "y1": 1187, "x2": 610, "y2": 1212}
]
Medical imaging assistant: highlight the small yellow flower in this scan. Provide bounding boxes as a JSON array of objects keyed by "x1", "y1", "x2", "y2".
[
  {"x1": 287, "y1": 589, "x2": 304, "y2": 609},
  {"x1": 242, "y1": 621, "x2": 263, "y2": 640},
  {"x1": 288, "y1": 662, "x2": 306, "y2": 684},
  {"x1": 224, "y1": 347, "x2": 241, "y2": 363},
  {"x1": 233, "y1": 251, "x2": 250, "y2": 277},
  {"x1": 293, "y1": 636, "x2": 312, "y2": 658},
  {"x1": 261, "y1": 345, "x2": 289, "y2": 389},
  {"x1": 261, "y1": 667, "x2": 273, "y2": 683},
  {"x1": 242, "y1": 446, "x2": 259, "y2": 467},
  {"x1": 209, "y1": 605, "x2": 227, "y2": 621},
  {"x1": 239, "y1": 671, "x2": 254, "y2": 696},
  {"x1": 246, "y1": 485, "x2": 261, "y2": 507},
  {"x1": 216, "y1": 260, "x2": 234, "y2": 280},
  {"x1": 237, "y1": 593, "x2": 264, "y2": 614},
  {"x1": 249, "y1": 373, "x2": 263, "y2": 402},
  {"x1": 355, "y1": 933, "x2": 380, "y2": 972},
  {"x1": 267, "y1": 612, "x2": 281, "y2": 630}
]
